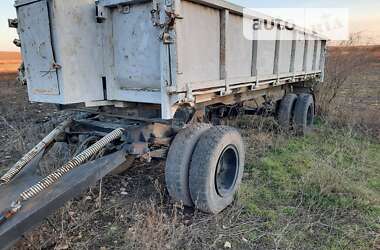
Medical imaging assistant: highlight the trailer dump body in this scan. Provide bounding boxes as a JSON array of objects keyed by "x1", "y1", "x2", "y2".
[{"x1": 15, "y1": 0, "x2": 326, "y2": 119}]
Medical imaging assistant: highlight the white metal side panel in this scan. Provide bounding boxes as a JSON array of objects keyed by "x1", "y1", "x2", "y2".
[
  {"x1": 112, "y1": 2, "x2": 161, "y2": 90},
  {"x1": 257, "y1": 48, "x2": 276, "y2": 75},
  {"x1": 314, "y1": 40, "x2": 322, "y2": 70},
  {"x1": 255, "y1": 21, "x2": 277, "y2": 75},
  {"x1": 256, "y1": 40, "x2": 276, "y2": 75},
  {"x1": 278, "y1": 29, "x2": 293, "y2": 74},
  {"x1": 305, "y1": 38, "x2": 315, "y2": 71},
  {"x1": 226, "y1": 14, "x2": 252, "y2": 79},
  {"x1": 294, "y1": 32, "x2": 305, "y2": 72},
  {"x1": 17, "y1": 1, "x2": 60, "y2": 97},
  {"x1": 176, "y1": 1, "x2": 220, "y2": 85},
  {"x1": 51, "y1": 0, "x2": 104, "y2": 103}
]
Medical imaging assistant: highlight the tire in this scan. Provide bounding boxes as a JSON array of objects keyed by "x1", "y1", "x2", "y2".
[
  {"x1": 189, "y1": 126, "x2": 245, "y2": 214},
  {"x1": 277, "y1": 94, "x2": 298, "y2": 130},
  {"x1": 165, "y1": 123, "x2": 212, "y2": 207},
  {"x1": 294, "y1": 94, "x2": 315, "y2": 135}
]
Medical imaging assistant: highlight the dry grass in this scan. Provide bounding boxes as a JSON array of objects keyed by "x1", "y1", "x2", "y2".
[
  {"x1": 0, "y1": 51, "x2": 21, "y2": 74},
  {"x1": 10, "y1": 114, "x2": 378, "y2": 250},
  {"x1": 0, "y1": 44, "x2": 379, "y2": 249},
  {"x1": 315, "y1": 43, "x2": 380, "y2": 138}
]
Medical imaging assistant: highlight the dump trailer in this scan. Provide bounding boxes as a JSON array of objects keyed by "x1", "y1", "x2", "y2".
[{"x1": 1, "y1": 0, "x2": 326, "y2": 248}]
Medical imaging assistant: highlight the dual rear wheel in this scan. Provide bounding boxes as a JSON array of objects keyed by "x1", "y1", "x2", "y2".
[
  {"x1": 165, "y1": 125, "x2": 245, "y2": 214},
  {"x1": 277, "y1": 93, "x2": 315, "y2": 135},
  {"x1": 165, "y1": 93, "x2": 313, "y2": 214}
]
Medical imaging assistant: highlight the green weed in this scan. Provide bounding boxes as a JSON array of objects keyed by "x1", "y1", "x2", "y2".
[{"x1": 239, "y1": 123, "x2": 380, "y2": 249}]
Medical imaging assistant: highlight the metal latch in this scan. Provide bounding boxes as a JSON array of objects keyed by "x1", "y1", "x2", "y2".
[
  {"x1": 119, "y1": 5, "x2": 130, "y2": 14},
  {"x1": 159, "y1": 10, "x2": 183, "y2": 43},
  {"x1": 151, "y1": 0, "x2": 160, "y2": 27},
  {"x1": 164, "y1": 10, "x2": 183, "y2": 27},
  {"x1": 162, "y1": 32, "x2": 173, "y2": 44},
  {"x1": 13, "y1": 39, "x2": 21, "y2": 48},
  {"x1": 96, "y1": 5, "x2": 107, "y2": 23}
]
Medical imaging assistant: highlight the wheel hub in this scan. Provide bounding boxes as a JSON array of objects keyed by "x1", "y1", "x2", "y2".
[{"x1": 215, "y1": 145, "x2": 239, "y2": 197}]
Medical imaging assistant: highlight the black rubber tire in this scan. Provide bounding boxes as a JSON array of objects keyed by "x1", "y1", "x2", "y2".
[
  {"x1": 189, "y1": 126, "x2": 245, "y2": 214},
  {"x1": 294, "y1": 94, "x2": 315, "y2": 135},
  {"x1": 165, "y1": 123, "x2": 212, "y2": 207},
  {"x1": 277, "y1": 94, "x2": 298, "y2": 130}
]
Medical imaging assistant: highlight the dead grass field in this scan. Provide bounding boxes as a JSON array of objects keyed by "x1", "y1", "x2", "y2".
[
  {"x1": 336, "y1": 46, "x2": 380, "y2": 129},
  {"x1": 0, "y1": 51, "x2": 21, "y2": 74},
  {"x1": 0, "y1": 47, "x2": 379, "y2": 249}
]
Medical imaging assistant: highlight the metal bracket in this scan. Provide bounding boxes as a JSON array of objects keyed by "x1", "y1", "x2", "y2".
[
  {"x1": 13, "y1": 39, "x2": 21, "y2": 48},
  {"x1": 150, "y1": 5, "x2": 160, "y2": 26},
  {"x1": 185, "y1": 84, "x2": 195, "y2": 102},
  {"x1": 161, "y1": 32, "x2": 173, "y2": 44},
  {"x1": 8, "y1": 19, "x2": 18, "y2": 29},
  {"x1": 124, "y1": 142, "x2": 149, "y2": 155},
  {"x1": 96, "y1": 5, "x2": 107, "y2": 22},
  {"x1": 120, "y1": 5, "x2": 130, "y2": 14},
  {"x1": 165, "y1": 10, "x2": 182, "y2": 27}
]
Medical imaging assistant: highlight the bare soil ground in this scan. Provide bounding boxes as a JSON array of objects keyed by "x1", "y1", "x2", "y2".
[
  {"x1": 0, "y1": 73, "x2": 57, "y2": 173},
  {"x1": 0, "y1": 51, "x2": 21, "y2": 74},
  {"x1": 0, "y1": 47, "x2": 379, "y2": 249},
  {"x1": 333, "y1": 46, "x2": 380, "y2": 136}
]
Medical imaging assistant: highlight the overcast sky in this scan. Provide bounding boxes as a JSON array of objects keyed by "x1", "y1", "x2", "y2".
[{"x1": 1, "y1": 0, "x2": 379, "y2": 51}]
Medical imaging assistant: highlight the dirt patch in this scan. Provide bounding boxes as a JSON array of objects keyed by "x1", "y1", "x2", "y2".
[
  {"x1": 319, "y1": 45, "x2": 380, "y2": 137},
  {"x1": 0, "y1": 72, "x2": 58, "y2": 173},
  {"x1": 0, "y1": 51, "x2": 21, "y2": 74}
]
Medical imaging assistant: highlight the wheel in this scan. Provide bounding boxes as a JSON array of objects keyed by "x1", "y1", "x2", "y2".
[
  {"x1": 294, "y1": 94, "x2": 315, "y2": 135},
  {"x1": 189, "y1": 126, "x2": 245, "y2": 214},
  {"x1": 277, "y1": 94, "x2": 298, "y2": 130},
  {"x1": 165, "y1": 123, "x2": 212, "y2": 207}
]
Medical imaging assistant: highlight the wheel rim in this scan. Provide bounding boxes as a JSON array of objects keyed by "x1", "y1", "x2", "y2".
[{"x1": 215, "y1": 145, "x2": 239, "y2": 197}]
